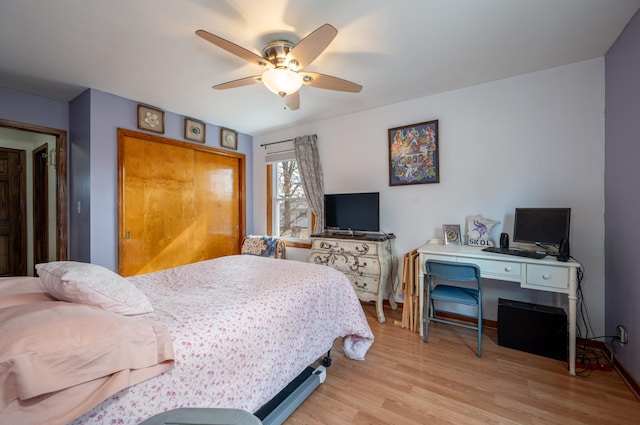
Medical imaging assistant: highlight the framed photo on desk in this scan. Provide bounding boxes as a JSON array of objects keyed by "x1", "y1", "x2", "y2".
[{"x1": 443, "y1": 224, "x2": 462, "y2": 245}]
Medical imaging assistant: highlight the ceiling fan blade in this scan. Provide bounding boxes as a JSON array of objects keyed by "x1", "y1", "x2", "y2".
[
  {"x1": 284, "y1": 91, "x2": 300, "y2": 110},
  {"x1": 287, "y1": 24, "x2": 338, "y2": 70},
  {"x1": 300, "y1": 72, "x2": 362, "y2": 93},
  {"x1": 212, "y1": 76, "x2": 262, "y2": 90},
  {"x1": 196, "y1": 30, "x2": 271, "y2": 68}
]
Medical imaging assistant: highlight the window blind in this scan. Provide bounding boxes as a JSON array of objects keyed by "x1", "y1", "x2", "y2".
[{"x1": 264, "y1": 139, "x2": 295, "y2": 163}]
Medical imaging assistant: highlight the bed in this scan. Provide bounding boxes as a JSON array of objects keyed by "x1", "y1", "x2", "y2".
[{"x1": 0, "y1": 255, "x2": 374, "y2": 425}]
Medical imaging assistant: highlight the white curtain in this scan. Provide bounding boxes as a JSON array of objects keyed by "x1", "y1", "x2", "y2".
[{"x1": 294, "y1": 134, "x2": 324, "y2": 234}]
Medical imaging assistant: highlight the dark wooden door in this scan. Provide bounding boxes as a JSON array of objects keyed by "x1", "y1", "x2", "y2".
[
  {"x1": 0, "y1": 148, "x2": 26, "y2": 276},
  {"x1": 118, "y1": 129, "x2": 246, "y2": 277}
]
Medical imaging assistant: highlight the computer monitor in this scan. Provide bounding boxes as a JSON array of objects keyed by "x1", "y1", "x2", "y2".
[{"x1": 513, "y1": 208, "x2": 571, "y2": 247}]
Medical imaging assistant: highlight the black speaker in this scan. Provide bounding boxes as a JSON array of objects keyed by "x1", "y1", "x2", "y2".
[
  {"x1": 499, "y1": 233, "x2": 509, "y2": 249},
  {"x1": 498, "y1": 298, "x2": 567, "y2": 361},
  {"x1": 558, "y1": 238, "x2": 570, "y2": 262}
]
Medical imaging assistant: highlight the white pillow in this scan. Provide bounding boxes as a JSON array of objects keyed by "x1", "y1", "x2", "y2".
[{"x1": 35, "y1": 261, "x2": 153, "y2": 315}]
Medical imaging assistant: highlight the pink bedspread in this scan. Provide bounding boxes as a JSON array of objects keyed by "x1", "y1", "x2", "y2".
[
  {"x1": 0, "y1": 278, "x2": 174, "y2": 425},
  {"x1": 71, "y1": 255, "x2": 374, "y2": 424}
]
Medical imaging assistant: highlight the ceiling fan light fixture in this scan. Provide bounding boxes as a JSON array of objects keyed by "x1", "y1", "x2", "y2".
[
  {"x1": 287, "y1": 59, "x2": 300, "y2": 71},
  {"x1": 262, "y1": 68, "x2": 303, "y2": 97}
]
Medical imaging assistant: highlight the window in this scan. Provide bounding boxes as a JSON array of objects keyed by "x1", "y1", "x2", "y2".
[{"x1": 267, "y1": 160, "x2": 312, "y2": 246}]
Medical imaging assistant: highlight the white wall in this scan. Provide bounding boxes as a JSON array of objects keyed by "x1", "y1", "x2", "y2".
[{"x1": 253, "y1": 58, "x2": 605, "y2": 334}]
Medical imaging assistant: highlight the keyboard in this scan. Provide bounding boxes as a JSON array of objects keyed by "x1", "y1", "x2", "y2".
[{"x1": 482, "y1": 246, "x2": 547, "y2": 259}]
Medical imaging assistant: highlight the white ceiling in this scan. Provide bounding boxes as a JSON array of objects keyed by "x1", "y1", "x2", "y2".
[{"x1": 1, "y1": 0, "x2": 638, "y2": 135}]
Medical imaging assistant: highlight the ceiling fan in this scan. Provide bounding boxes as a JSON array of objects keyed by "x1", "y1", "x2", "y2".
[{"x1": 196, "y1": 24, "x2": 362, "y2": 110}]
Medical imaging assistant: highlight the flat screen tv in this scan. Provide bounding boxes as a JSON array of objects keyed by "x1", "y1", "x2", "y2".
[
  {"x1": 324, "y1": 192, "x2": 380, "y2": 233},
  {"x1": 513, "y1": 208, "x2": 571, "y2": 247}
]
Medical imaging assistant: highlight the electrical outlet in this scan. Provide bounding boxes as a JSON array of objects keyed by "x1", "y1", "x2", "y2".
[{"x1": 616, "y1": 324, "x2": 628, "y2": 345}]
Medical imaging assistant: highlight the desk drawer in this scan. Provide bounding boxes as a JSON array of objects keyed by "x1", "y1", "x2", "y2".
[
  {"x1": 422, "y1": 254, "x2": 457, "y2": 275},
  {"x1": 423, "y1": 254, "x2": 457, "y2": 263},
  {"x1": 524, "y1": 264, "x2": 569, "y2": 292},
  {"x1": 423, "y1": 255, "x2": 521, "y2": 279},
  {"x1": 472, "y1": 258, "x2": 522, "y2": 279}
]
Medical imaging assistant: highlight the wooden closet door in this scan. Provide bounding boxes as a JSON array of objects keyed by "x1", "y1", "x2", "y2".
[
  {"x1": 118, "y1": 130, "x2": 245, "y2": 277},
  {"x1": 192, "y1": 150, "x2": 242, "y2": 262}
]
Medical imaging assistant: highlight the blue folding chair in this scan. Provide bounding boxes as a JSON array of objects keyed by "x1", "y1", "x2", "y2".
[{"x1": 424, "y1": 259, "x2": 483, "y2": 357}]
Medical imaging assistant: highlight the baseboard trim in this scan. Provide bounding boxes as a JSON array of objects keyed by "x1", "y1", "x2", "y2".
[{"x1": 595, "y1": 340, "x2": 640, "y2": 401}]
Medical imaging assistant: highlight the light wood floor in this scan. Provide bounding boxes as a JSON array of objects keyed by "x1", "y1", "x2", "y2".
[{"x1": 287, "y1": 303, "x2": 640, "y2": 425}]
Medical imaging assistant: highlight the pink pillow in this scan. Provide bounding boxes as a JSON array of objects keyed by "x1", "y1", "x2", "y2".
[
  {"x1": 35, "y1": 261, "x2": 153, "y2": 315},
  {"x1": 0, "y1": 301, "x2": 174, "y2": 404},
  {"x1": 0, "y1": 277, "x2": 56, "y2": 308}
]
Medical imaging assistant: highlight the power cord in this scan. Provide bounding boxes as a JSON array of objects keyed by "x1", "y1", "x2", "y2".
[
  {"x1": 572, "y1": 260, "x2": 598, "y2": 376},
  {"x1": 571, "y1": 261, "x2": 622, "y2": 376}
]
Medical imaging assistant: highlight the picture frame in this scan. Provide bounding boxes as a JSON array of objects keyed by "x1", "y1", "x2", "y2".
[
  {"x1": 137, "y1": 104, "x2": 165, "y2": 134},
  {"x1": 443, "y1": 224, "x2": 462, "y2": 245},
  {"x1": 184, "y1": 117, "x2": 206, "y2": 143},
  {"x1": 388, "y1": 119, "x2": 439, "y2": 186},
  {"x1": 220, "y1": 127, "x2": 238, "y2": 150}
]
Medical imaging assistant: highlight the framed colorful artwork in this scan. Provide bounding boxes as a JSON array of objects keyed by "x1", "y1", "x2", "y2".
[{"x1": 388, "y1": 119, "x2": 439, "y2": 186}]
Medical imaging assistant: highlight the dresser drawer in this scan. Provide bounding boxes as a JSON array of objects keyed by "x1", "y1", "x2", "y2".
[
  {"x1": 309, "y1": 251, "x2": 381, "y2": 277},
  {"x1": 524, "y1": 264, "x2": 569, "y2": 292},
  {"x1": 347, "y1": 274, "x2": 379, "y2": 295},
  {"x1": 312, "y1": 239, "x2": 379, "y2": 256}
]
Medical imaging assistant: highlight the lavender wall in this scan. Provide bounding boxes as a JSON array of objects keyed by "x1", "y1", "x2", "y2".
[
  {"x1": 605, "y1": 10, "x2": 640, "y2": 383},
  {"x1": 0, "y1": 86, "x2": 68, "y2": 131},
  {"x1": 76, "y1": 89, "x2": 254, "y2": 271},
  {"x1": 69, "y1": 90, "x2": 91, "y2": 262},
  {"x1": 1, "y1": 85, "x2": 253, "y2": 272}
]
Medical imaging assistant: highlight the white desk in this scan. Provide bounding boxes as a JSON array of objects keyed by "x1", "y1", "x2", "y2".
[{"x1": 417, "y1": 240, "x2": 581, "y2": 375}]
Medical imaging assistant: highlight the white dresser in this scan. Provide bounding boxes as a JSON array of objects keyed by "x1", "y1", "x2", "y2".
[{"x1": 307, "y1": 232, "x2": 397, "y2": 323}]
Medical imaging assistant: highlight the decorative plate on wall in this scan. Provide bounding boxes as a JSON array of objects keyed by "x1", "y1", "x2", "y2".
[
  {"x1": 221, "y1": 127, "x2": 238, "y2": 150},
  {"x1": 137, "y1": 104, "x2": 164, "y2": 134},
  {"x1": 185, "y1": 117, "x2": 206, "y2": 143}
]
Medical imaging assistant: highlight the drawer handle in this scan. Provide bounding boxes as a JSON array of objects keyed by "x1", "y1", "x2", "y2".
[
  {"x1": 355, "y1": 282, "x2": 368, "y2": 290},
  {"x1": 504, "y1": 266, "x2": 512, "y2": 272},
  {"x1": 542, "y1": 274, "x2": 551, "y2": 280}
]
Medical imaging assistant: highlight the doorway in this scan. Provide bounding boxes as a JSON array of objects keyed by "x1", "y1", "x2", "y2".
[{"x1": 0, "y1": 119, "x2": 68, "y2": 275}]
